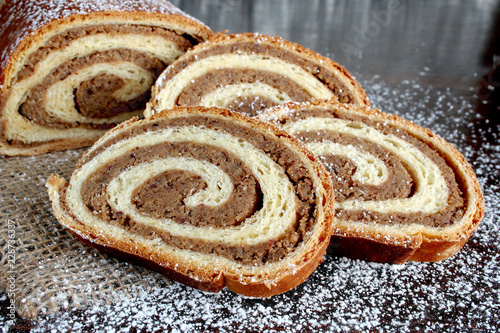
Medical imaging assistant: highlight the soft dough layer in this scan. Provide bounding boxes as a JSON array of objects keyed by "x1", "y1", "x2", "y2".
[
  {"x1": 146, "y1": 32, "x2": 370, "y2": 118},
  {"x1": 260, "y1": 99, "x2": 485, "y2": 264},
  {"x1": 47, "y1": 106, "x2": 335, "y2": 297},
  {"x1": 0, "y1": 0, "x2": 213, "y2": 155}
]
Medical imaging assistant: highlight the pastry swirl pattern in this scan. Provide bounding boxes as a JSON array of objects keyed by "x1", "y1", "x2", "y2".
[
  {"x1": 260, "y1": 100, "x2": 484, "y2": 263},
  {"x1": 48, "y1": 106, "x2": 335, "y2": 296},
  {"x1": 0, "y1": 0, "x2": 213, "y2": 155},
  {"x1": 146, "y1": 33, "x2": 370, "y2": 118}
]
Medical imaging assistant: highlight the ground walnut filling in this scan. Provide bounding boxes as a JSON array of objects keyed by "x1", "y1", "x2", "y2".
[
  {"x1": 226, "y1": 95, "x2": 277, "y2": 116},
  {"x1": 158, "y1": 41, "x2": 356, "y2": 104},
  {"x1": 19, "y1": 49, "x2": 166, "y2": 129},
  {"x1": 14, "y1": 24, "x2": 195, "y2": 130},
  {"x1": 283, "y1": 107, "x2": 466, "y2": 228},
  {"x1": 72, "y1": 115, "x2": 317, "y2": 265},
  {"x1": 15, "y1": 24, "x2": 194, "y2": 83},
  {"x1": 177, "y1": 68, "x2": 311, "y2": 116},
  {"x1": 298, "y1": 131, "x2": 414, "y2": 202},
  {"x1": 83, "y1": 142, "x2": 263, "y2": 228}
]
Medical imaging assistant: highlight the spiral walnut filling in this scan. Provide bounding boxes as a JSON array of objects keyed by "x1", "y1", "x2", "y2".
[
  {"x1": 178, "y1": 69, "x2": 310, "y2": 114},
  {"x1": 151, "y1": 53, "x2": 334, "y2": 115},
  {"x1": 282, "y1": 111, "x2": 465, "y2": 228},
  {"x1": 146, "y1": 35, "x2": 370, "y2": 118},
  {"x1": 303, "y1": 136, "x2": 413, "y2": 202},
  {"x1": 2, "y1": 24, "x2": 193, "y2": 145},
  {"x1": 19, "y1": 49, "x2": 164, "y2": 129},
  {"x1": 64, "y1": 117, "x2": 317, "y2": 264}
]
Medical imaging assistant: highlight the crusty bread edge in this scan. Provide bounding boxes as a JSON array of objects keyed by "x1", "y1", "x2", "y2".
[
  {"x1": 0, "y1": 133, "x2": 103, "y2": 156},
  {"x1": 47, "y1": 106, "x2": 336, "y2": 297}
]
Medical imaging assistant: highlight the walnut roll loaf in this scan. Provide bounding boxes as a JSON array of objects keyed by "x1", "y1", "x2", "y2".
[
  {"x1": 0, "y1": 0, "x2": 213, "y2": 155},
  {"x1": 145, "y1": 33, "x2": 370, "y2": 118},
  {"x1": 260, "y1": 99, "x2": 484, "y2": 264},
  {"x1": 47, "y1": 106, "x2": 335, "y2": 297}
]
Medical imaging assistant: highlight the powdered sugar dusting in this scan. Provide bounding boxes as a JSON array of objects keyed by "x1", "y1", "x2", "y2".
[
  {"x1": 8, "y1": 72, "x2": 494, "y2": 332},
  {"x1": 31, "y1": 253, "x2": 500, "y2": 332}
]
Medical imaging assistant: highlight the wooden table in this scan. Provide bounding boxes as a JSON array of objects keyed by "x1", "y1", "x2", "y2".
[{"x1": 1, "y1": 0, "x2": 499, "y2": 331}]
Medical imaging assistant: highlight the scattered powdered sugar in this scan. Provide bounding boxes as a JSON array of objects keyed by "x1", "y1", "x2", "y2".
[
  {"x1": 31, "y1": 252, "x2": 499, "y2": 332},
  {"x1": 13, "y1": 72, "x2": 496, "y2": 332}
]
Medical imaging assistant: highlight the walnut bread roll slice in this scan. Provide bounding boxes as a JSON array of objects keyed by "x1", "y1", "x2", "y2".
[
  {"x1": 260, "y1": 99, "x2": 484, "y2": 264},
  {"x1": 0, "y1": 0, "x2": 213, "y2": 156},
  {"x1": 145, "y1": 32, "x2": 369, "y2": 118},
  {"x1": 47, "y1": 106, "x2": 335, "y2": 297}
]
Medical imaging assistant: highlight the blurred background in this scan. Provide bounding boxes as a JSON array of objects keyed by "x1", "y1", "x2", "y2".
[{"x1": 170, "y1": 0, "x2": 499, "y2": 86}]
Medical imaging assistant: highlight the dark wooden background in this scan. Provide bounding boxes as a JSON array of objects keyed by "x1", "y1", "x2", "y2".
[{"x1": 1, "y1": 0, "x2": 499, "y2": 331}]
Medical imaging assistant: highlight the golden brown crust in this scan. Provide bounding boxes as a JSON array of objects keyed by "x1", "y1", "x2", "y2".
[
  {"x1": 260, "y1": 98, "x2": 485, "y2": 263},
  {"x1": 328, "y1": 235, "x2": 420, "y2": 265},
  {"x1": 0, "y1": 135, "x2": 101, "y2": 156},
  {"x1": 47, "y1": 106, "x2": 335, "y2": 297}
]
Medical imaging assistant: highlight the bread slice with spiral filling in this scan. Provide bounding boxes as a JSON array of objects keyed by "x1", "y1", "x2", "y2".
[
  {"x1": 0, "y1": 0, "x2": 213, "y2": 156},
  {"x1": 145, "y1": 32, "x2": 370, "y2": 118},
  {"x1": 260, "y1": 99, "x2": 484, "y2": 264},
  {"x1": 47, "y1": 106, "x2": 335, "y2": 297}
]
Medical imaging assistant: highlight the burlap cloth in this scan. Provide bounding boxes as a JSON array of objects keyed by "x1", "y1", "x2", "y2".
[{"x1": 0, "y1": 150, "x2": 172, "y2": 320}]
